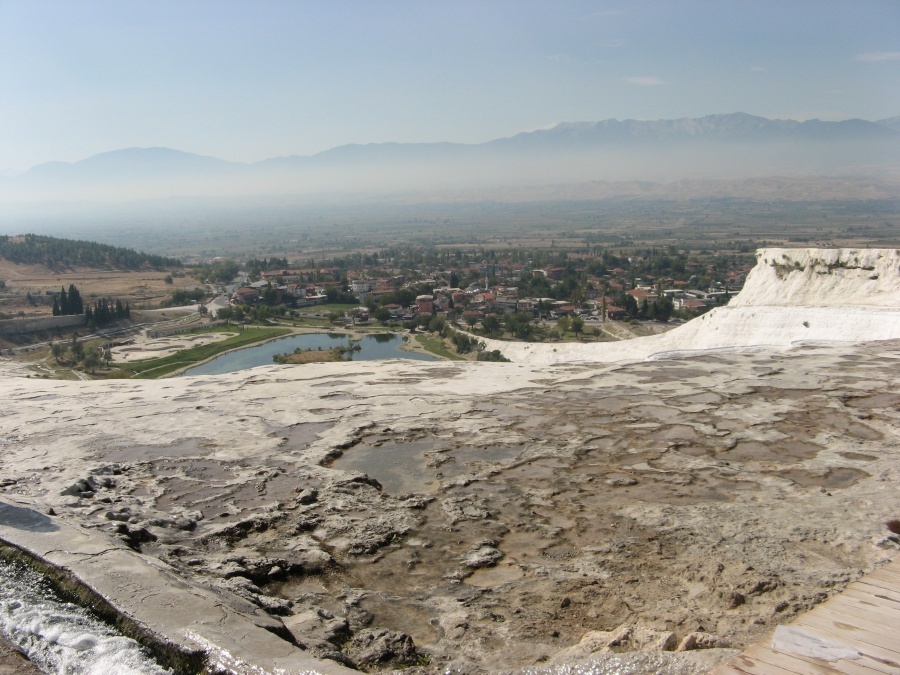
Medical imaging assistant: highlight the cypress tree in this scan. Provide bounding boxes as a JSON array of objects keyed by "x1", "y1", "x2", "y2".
[
  {"x1": 68, "y1": 284, "x2": 83, "y2": 314},
  {"x1": 59, "y1": 287, "x2": 69, "y2": 315},
  {"x1": 52, "y1": 297, "x2": 60, "y2": 316}
]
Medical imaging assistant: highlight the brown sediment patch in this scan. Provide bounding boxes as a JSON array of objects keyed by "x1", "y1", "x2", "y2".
[
  {"x1": 667, "y1": 392, "x2": 725, "y2": 408},
  {"x1": 630, "y1": 365, "x2": 715, "y2": 383},
  {"x1": 817, "y1": 413, "x2": 884, "y2": 440},
  {"x1": 270, "y1": 575, "x2": 328, "y2": 598},
  {"x1": 281, "y1": 422, "x2": 333, "y2": 449},
  {"x1": 648, "y1": 424, "x2": 700, "y2": 441},
  {"x1": 106, "y1": 438, "x2": 209, "y2": 462},
  {"x1": 720, "y1": 439, "x2": 823, "y2": 463},
  {"x1": 775, "y1": 467, "x2": 870, "y2": 489},
  {"x1": 777, "y1": 406, "x2": 884, "y2": 441},
  {"x1": 502, "y1": 457, "x2": 571, "y2": 483},
  {"x1": 433, "y1": 444, "x2": 526, "y2": 477},
  {"x1": 838, "y1": 451, "x2": 878, "y2": 461},
  {"x1": 628, "y1": 404, "x2": 683, "y2": 423},
  {"x1": 750, "y1": 386, "x2": 825, "y2": 401},
  {"x1": 677, "y1": 443, "x2": 722, "y2": 457},
  {"x1": 465, "y1": 561, "x2": 525, "y2": 588},
  {"x1": 359, "y1": 595, "x2": 440, "y2": 647},
  {"x1": 420, "y1": 367, "x2": 466, "y2": 378},
  {"x1": 842, "y1": 392, "x2": 900, "y2": 409},
  {"x1": 146, "y1": 457, "x2": 314, "y2": 525}
]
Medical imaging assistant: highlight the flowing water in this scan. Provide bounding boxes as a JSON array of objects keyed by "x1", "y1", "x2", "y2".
[{"x1": 0, "y1": 559, "x2": 171, "y2": 675}]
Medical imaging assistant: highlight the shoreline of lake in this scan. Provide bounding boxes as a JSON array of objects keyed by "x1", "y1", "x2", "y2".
[{"x1": 178, "y1": 328, "x2": 438, "y2": 376}]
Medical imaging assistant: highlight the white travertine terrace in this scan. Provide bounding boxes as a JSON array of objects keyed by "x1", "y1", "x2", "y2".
[
  {"x1": 0, "y1": 248, "x2": 898, "y2": 674},
  {"x1": 479, "y1": 248, "x2": 900, "y2": 364}
]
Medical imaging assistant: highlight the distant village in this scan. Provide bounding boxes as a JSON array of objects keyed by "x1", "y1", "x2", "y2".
[{"x1": 214, "y1": 247, "x2": 754, "y2": 333}]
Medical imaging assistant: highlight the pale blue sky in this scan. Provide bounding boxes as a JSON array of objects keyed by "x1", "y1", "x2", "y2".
[{"x1": 0, "y1": 0, "x2": 897, "y2": 172}]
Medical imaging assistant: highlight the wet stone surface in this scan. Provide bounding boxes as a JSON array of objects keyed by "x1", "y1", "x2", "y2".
[{"x1": 0, "y1": 342, "x2": 899, "y2": 672}]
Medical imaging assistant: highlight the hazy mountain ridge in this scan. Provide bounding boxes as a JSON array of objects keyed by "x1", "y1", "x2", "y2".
[
  {"x1": 492, "y1": 113, "x2": 898, "y2": 148},
  {"x1": 3, "y1": 112, "x2": 898, "y2": 204}
]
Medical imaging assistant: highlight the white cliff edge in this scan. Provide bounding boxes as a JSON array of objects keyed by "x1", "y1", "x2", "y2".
[{"x1": 479, "y1": 248, "x2": 900, "y2": 365}]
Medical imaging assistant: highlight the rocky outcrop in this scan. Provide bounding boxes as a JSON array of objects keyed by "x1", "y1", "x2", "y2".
[{"x1": 343, "y1": 628, "x2": 420, "y2": 669}]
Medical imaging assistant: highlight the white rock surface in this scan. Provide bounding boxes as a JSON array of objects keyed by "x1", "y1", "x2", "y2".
[
  {"x1": 0, "y1": 248, "x2": 898, "y2": 675},
  {"x1": 479, "y1": 248, "x2": 900, "y2": 364}
]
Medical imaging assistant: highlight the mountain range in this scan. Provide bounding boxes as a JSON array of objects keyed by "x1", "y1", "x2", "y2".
[{"x1": 2, "y1": 112, "x2": 898, "y2": 204}]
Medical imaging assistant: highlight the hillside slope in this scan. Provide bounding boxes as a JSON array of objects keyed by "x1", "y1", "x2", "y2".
[{"x1": 481, "y1": 248, "x2": 900, "y2": 364}]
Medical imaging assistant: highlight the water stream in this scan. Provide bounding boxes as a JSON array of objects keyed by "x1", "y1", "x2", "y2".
[{"x1": 0, "y1": 558, "x2": 171, "y2": 675}]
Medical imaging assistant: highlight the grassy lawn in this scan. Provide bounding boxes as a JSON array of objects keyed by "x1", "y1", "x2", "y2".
[
  {"x1": 122, "y1": 326, "x2": 291, "y2": 379},
  {"x1": 293, "y1": 303, "x2": 360, "y2": 315},
  {"x1": 415, "y1": 334, "x2": 465, "y2": 360}
]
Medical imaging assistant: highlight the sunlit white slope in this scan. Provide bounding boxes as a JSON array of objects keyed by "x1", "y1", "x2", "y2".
[{"x1": 479, "y1": 248, "x2": 900, "y2": 365}]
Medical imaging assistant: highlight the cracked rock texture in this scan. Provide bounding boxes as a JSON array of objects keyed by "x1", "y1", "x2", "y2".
[
  {"x1": 0, "y1": 248, "x2": 898, "y2": 673},
  {"x1": 0, "y1": 339, "x2": 898, "y2": 673}
]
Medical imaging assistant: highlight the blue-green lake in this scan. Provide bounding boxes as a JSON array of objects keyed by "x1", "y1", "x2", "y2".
[{"x1": 181, "y1": 332, "x2": 436, "y2": 376}]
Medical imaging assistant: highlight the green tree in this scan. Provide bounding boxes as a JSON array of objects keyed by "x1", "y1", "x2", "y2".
[
  {"x1": 262, "y1": 283, "x2": 279, "y2": 306},
  {"x1": 504, "y1": 313, "x2": 534, "y2": 340},
  {"x1": 482, "y1": 315, "x2": 501, "y2": 338},
  {"x1": 82, "y1": 348, "x2": 101, "y2": 374},
  {"x1": 50, "y1": 342, "x2": 64, "y2": 363},
  {"x1": 67, "y1": 284, "x2": 83, "y2": 314},
  {"x1": 70, "y1": 335, "x2": 84, "y2": 362},
  {"x1": 653, "y1": 295, "x2": 674, "y2": 322},
  {"x1": 475, "y1": 349, "x2": 510, "y2": 362},
  {"x1": 59, "y1": 287, "x2": 69, "y2": 315},
  {"x1": 217, "y1": 306, "x2": 233, "y2": 323},
  {"x1": 570, "y1": 315, "x2": 584, "y2": 340},
  {"x1": 624, "y1": 295, "x2": 638, "y2": 318}
]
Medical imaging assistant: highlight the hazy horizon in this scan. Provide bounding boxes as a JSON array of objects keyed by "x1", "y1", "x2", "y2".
[{"x1": 1, "y1": 1, "x2": 898, "y2": 174}]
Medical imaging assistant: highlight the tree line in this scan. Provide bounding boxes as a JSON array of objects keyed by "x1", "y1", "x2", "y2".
[
  {"x1": 0, "y1": 234, "x2": 180, "y2": 270},
  {"x1": 52, "y1": 285, "x2": 84, "y2": 315},
  {"x1": 52, "y1": 283, "x2": 130, "y2": 327}
]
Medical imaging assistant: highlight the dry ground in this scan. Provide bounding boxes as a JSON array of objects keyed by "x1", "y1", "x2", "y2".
[{"x1": 0, "y1": 258, "x2": 193, "y2": 318}]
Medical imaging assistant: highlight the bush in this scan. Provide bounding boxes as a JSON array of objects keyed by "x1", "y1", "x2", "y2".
[
  {"x1": 476, "y1": 349, "x2": 510, "y2": 362},
  {"x1": 161, "y1": 288, "x2": 205, "y2": 307}
]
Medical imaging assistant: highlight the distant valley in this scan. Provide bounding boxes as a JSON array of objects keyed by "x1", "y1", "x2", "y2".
[{"x1": 1, "y1": 113, "x2": 898, "y2": 206}]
